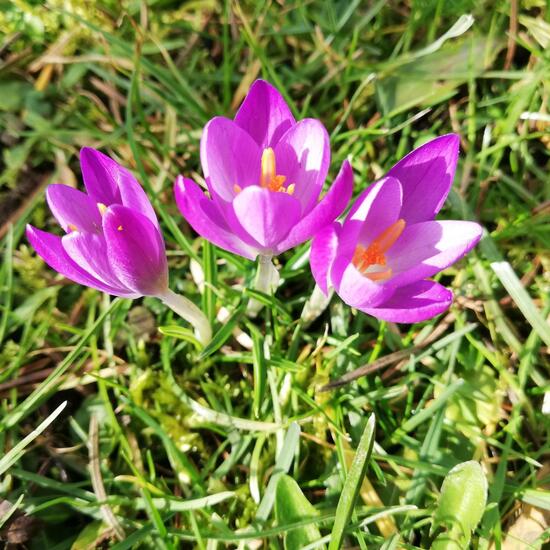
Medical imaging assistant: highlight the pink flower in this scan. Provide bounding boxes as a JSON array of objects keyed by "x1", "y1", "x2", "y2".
[
  {"x1": 26, "y1": 148, "x2": 212, "y2": 343},
  {"x1": 26, "y1": 148, "x2": 168, "y2": 297},
  {"x1": 310, "y1": 135, "x2": 482, "y2": 323},
  {"x1": 174, "y1": 79, "x2": 353, "y2": 259}
]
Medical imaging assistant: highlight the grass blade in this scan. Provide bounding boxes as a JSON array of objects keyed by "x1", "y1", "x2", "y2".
[
  {"x1": 0, "y1": 299, "x2": 122, "y2": 431},
  {"x1": 198, "y1": 303, "x2": 246, "y2": 360},
  {"x1": 0, "y1": 401, "x2": 67, "y2": 476},
  {"x1": 329, "y1": 414, "x2": 376, "y2": 550},
  {"x1": 250, "y1": 324, "x2": 267, "y2": 418},
  {"x1": 490, "y1": 260, "x2": 550, "y2": 348}
]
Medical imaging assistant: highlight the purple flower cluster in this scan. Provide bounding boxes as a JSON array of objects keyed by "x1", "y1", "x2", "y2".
[{"x1": 27, "y1": 79, "x2": 481, "y2": 329}]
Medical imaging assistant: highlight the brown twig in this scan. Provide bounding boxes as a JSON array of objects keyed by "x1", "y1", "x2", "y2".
[
  {"x1": 320, "y1": 313, "x2": 455, "y2": 391},
  {"x1": 504, "y1": 0, "x2": 518, "y2": 70},
  {"x1": 88, "y1": 415, "x2": 126, "y2": 541}
]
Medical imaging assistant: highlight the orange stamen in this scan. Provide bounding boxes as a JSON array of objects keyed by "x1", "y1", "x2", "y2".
[
  {"x1": 352, "y1": 219, "x2": 405, "y2": 281},
  {"x1": 257, "y1": 148, "x2": 294, "y2": 194},
  {"x1": 374, "y1": 218, "x2": 406, "y2": 252},
  {"x1": 233, "y1": 149, "x2": 296, "y2": 196},
  {"x1": 366, "y1": 268, "x2": 393, "y2": 282},
  {"x1": 68, "y1": 223, "x2": 78, "y2": 233}
]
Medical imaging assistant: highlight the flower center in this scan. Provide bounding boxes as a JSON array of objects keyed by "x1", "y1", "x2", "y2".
[
  {"x1": 66, "y1": 202, "x2": 108, "y2": 234},
  {"x1": 233, "y1": 148, "x2": 295, "y2": 195},
  {"x1": 352, "y1": 219, "x2": 405, "y2": 282}
]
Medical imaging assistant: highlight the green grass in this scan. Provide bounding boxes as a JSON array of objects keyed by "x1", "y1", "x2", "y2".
[{"x1": 1, "y1": 1, "x2": 550, "y2": 548}]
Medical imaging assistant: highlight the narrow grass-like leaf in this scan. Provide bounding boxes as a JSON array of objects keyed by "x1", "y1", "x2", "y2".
[
  {"x1": 393, "y1": 379, "x2": 464, "y2": 440},
  {"x1": 133, "y1": 492, "x2": 235, "y2": 511},
  {"x1": 199, "y1": 304, "x2": 246, "y2": 360},
  {"x1": 303, "y1": 505, "x2": 416, "y2": 550},
  {"x1": 111, "y1": 524, "x2": 155, "y2": 550},
  {"x1": 125, "y1": 59, "x2": 198, "y2": 262},
  {"x1": 0, "y1": 401, "x2": 67, "y2": 476},
  {"x1": 520, "y1": 488, "x2": 550, "y2": 510},
  {"x1": 490, "y1": 260, "x2": 550, "y2": 347},
  {"x1": 0, "y1": 225, "x2": 14, "y2": 346},
  {"x1": 0, "y1": 299, "x2": 121, "y2": 431},
  {"x1": 243, "y1": 288, "x2": 293, "y2": 322},
  {"x1": 329, "y1": 414, "x2": 376, "y2": 550},
  {"x1": 167, "y1": 371, "x2": 280, "y2": 432},
  {"x1": 0, "y1": 494, "x2": 24, "y2": 530},
  {"x1": 123, "y1": 399, "x2": 202, "y2": 488},
  {"x1": 250, "y1": 324, "x2": 267, "y2": 418},
  {"x1": 158, "y1": 325, "x2": 201, "y2": 349},
  {"x1": 202, "y1": 240, "x2": 217, "y2": 323}
]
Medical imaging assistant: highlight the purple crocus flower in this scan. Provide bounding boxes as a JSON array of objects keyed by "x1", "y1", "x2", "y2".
[
  {"x1": 174, "y1": 79, "x2": 353, "y2": 262},
  {"x1": 310, "y1": 135, "x2": 482, "y2": 323},
  {"x1": 26, "y1": 148, "x2": 211, "y2": 343}
]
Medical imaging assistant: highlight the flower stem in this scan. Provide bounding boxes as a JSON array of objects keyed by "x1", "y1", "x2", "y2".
[
  {"x1": 256, "y1": 255, "x2": 276, "y2": 294},
  {"x1": 248, "y1": 255, "x2": 278, "y2": 315},
  {"x1": 159, "y1": 289, "x2": 212, "y2": 346}
]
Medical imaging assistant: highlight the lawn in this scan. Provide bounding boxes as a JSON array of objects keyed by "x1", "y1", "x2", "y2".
[{"x1": 1, "y1": 1, "x2": 549, "y2": 548}]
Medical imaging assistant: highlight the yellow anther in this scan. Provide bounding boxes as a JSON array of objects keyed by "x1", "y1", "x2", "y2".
[
  {"x1": 352, "y1": 219, "x2": 405, "y2": 282},
  {"x1": 97, "y1": 202, "x2": 108, "y2": 215},
  {"x1": 68, "y1": 223, "x2": 78, "y2": 233},
  {"x1": 256, "y1": 147, "x2": 295, "y2": 194},
  {"x1": 117, "y1": 225, "x2": 123, "y2": 231},
  {"x1": 260, "y1": 148, "x2": 276, "y2": 188},
  {"x1": 233, "y1": 148, "x2": 295, "y2": 196}
]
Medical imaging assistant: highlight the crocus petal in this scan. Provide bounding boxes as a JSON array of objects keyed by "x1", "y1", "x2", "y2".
[
  {"x1": 232, "y1": 186, "x2": 301, "y2": 252},
  {"x1": 387, "y1": 220, "x2": 483, "y2": 287},
  {"x1": 273, "y1": 118, "x2": 330, "y2": 212},
  {"x1": 103, "y1": 205, "x2": 168, "y2": 296},
  {"x1": 200, "y1": 117, "x2": 261, "y2": 202},
  {"x1": 359, "y1": 280, "x2": 453, "y2": 323},
  {"x1": 117, "y1": 171, "x2": 160, "y2": 229},
  {"x1": 62, "y1": 232, "x2": 124, "y2": 289},
  {"x1": 343, "y1": 176, "x2": 403, "y2": 246},
  {"x1": 310, "y1": 222, "x2": 341, "y2": 295},
  {"x1": 46, "y1": 184, "x2": 103, "y2": 234},
  {"x1": 335, "y1": 176, "x2": 402, "y2": 273},
  {"x1": 386, "y1": 134, "x2": 459, "y2": 224},
  {"x1": 234, "y1": 79, "x2": 296, "y2": 149},
  {"x1": 329, "y1": 178, "x2": 404, "y2": 309},
  {"x1": 174, "y1": 176, "x2": 258, "y2": 260},
  {"x1": 80, "y1": 147, "x2": 124, "y2": 205},
  {"x1": 275, "y1": 159, "x2": 353, "y2": 254},
  {"x1": 26, "y1": 225, "x2": 134, "y2": 296},
  {"x1": 333, "y1": 260, "x2": 396, "y2": 309}
]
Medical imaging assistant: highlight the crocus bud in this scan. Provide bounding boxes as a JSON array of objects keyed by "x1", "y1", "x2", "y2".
[{"x1": 26, "y1": 148, "x2": 168, "y2": 297}]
